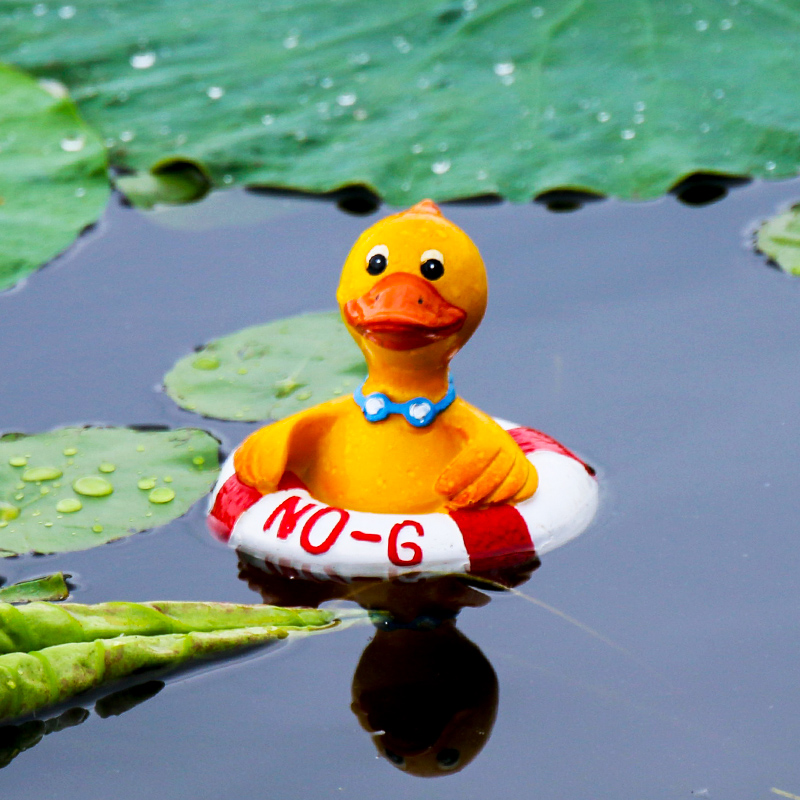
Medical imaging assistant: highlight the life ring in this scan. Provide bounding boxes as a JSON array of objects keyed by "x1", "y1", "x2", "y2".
[{"x1": 208, "y1": 421, "x2": 598, "y2": 581}]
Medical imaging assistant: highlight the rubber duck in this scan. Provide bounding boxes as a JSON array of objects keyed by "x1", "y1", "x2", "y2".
[{"x1": 234, "y1": 200, "x2": 537, "y2": 514}]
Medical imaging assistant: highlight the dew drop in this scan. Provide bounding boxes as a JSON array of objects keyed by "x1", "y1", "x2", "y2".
[
  {"x1": 411, "y1": 143, "x2": 424, "y2": 154},
  {"x1": 14, "y1": 493, "x2": 24, "y2": 501},
  {"x1": 695, "y1": 19, "x2": 708, "y2": 31},
  {"x1": 633, "y1": 114, "x2": 645, "y2": 124},
  {"x1": 9, "y1": 456, "x2": 28, "y2": 467},
  {"x1": 348, "y1": 52, "x2": 370, "y2": 66},
  {"x1": 22, "y1": 467, "x2": 63, "y2": 482},
  {"x1": 163, "y1": 476, "x2": 173, "y2": 483},
  {"x1": 32, "y1": 510, "x2": 41, "y2": 517},
  {"x1": 137, "y1": 478, "x2": 157, "y2": 491},
  {"x1": 336, "y1": 93, "x2": 357, "y2": 107},
  {"x1": 130, "y1": 51, "x2": 157, "y2": 69},
  {"x1": 353, "y1": 108, "x2": 368, "y2": 121},
  {"x1": 393, "y1": 36, "x2": 411, "y2": 53},
  {"x1": 699, "y1": 122, "x2": 711, "y2": 133},
  {"x1": 712, "y1": 88, "x2": 725, "y2": 100},
  {"x1": 57, "y1": 4, "x2": 75, "y2": 19},
  {"x1": 75, "y1": 187, "x2": 86, "y2": 197},
  {"x1": 98, "y1": 462, "x2": 116, "y2": 473},
  {"x1": 634, "y1": 101, "x2": 646, "y2": 112},
  {"x1": 192, "y1": 456, "x2": 205, "y2": 466},
  {"x1": 597, "y1": 111, "x2": 611, "y2": 122},
  {"x1": 33, "y1": 3, "x2": 47, "y2": 15},
  {"x1": 56, "y1": 498, "x2": 82, "y2": 514},
  {"x1": 621, "y1": 129, "x2": 636, "y2": 140},
  {"x1": 73, "y1": 476, "x2": 113, "y2": 497},
  {"x1": 283, "y1": 33, "x2": 299, "y2": 49},
  {"x1": 92, "y1": 524, "x2": 103, "y2": 533},
  {"x1": 44, "y1": 522, "x2": 53, "y2": 528},
  {"x1": 206, "y1": 86, "x2": 224, "y2": 100},
  {"x1": 0, "y1": 502, "x2": 20, "y2": 522},
  {"x1": 532, "y1": 6, "x2": 544, "y2": 17},
  {"x1": 136, "y1": 445, "x2": 146, "y2": 452},
  {"x1": 477, "y1": 169, "x2": 488, "y2": 180},
  {"x1": 261, "y1": 114, "x2": 275, "y2": 126},
  {"x1": 766, "y1": 160, "x2": 777, "y2": 171},
  {"x1": 719, "y1": 18, "x2": 732, "y2": 29},
  {"x1": 119, "y1": 130, "x2": 135, "y2": 142},
  {"x1": 60, "y1": 136, "x2": 86, "y2": 152},
  {"x1": 40, "y1": 486, "x2": 50, "y2": 495},
  {"x1": 493, "y1": 62, "x2": 515, "y2": 77},
  {"x1": 296, "y1": 389, "x2": 312, "y2": 401},
  {"x1": 149, "y1": 487, "x2": 176, "y2": 504},
  {"x1": 431, "y1": 160, "x2": 451, "y2": 175},
  {"x1": 320, "y1": 77, "x2": 334, "y2": 89}
]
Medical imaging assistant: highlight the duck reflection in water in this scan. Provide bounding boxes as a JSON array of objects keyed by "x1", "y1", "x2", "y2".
[{"x1": 238, "y1": 556, "x2": 537, "y2": 777}]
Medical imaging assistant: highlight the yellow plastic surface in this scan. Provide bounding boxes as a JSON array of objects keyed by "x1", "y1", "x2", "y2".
[{"x1": 234, "y1": 201, "x2": 537, "y2": 513}]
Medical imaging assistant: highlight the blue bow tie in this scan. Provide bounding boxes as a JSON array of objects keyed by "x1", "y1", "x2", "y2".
[{"x1": 353, "y1": 377, "x2": 456, "y2": 428}]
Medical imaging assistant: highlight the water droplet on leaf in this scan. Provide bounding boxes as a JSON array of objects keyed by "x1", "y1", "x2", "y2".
[
  {"x1": 0, "y1": 502, "x2": 20, "y2": 522},
  {"x1": 148, "y1": 487, "x2": 175, "y2": 504},
  {"x1": 73, "y1": 476, "x2": 114, "y2": 497},
  {"x1": 9, "y1": 456, "x2": 27, "y2": 467},
  {"x1": 56, "y1": 498, "x2": 82, "y2": 513},
  {"x1": 137, "y1": 478, "x2": 157, "y2": 490},
  {"x1": 60, "y1": 136, "x2": 86, "y2": 152},
  {"x1": 99, "y1": 462, "x2": 116, "y2": 473},
  {"x1": 130, "y1": 51, "x2": 157, "y2": 69},
  {"x1": 431, "y1": 160, "x2": 451, "y2": 175},
  {"x1": 22, "y1": 467, "x2": 63, "y2": 482}
]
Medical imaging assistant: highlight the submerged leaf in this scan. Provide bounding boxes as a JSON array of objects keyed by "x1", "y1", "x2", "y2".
[
  {"x1": 0, "y1": 574, "x2": 69, "y2": 604},
  {"x1": 0, "y1": 427, "x2": 220, "y2": 556},
  {"x1": 164, "y1": 312, "x2": 366, "y2": 421},
  {"x1": 756, "y1": 206, "x2": 800, "y2": 275},
  {"x1": 0, "y1": 64, "x2": 109, "y2": 292},
  {"x1": 0, "y1": 599, "x2": 335, "y2": 722},
  {"x1": 3, "y1": 1, "x2": 800, "y2": 202},
  {"x1": 115, "y1": 158, "x2": 211, "y2": 209}
]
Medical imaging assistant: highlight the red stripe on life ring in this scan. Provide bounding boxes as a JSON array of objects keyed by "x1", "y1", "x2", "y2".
[
  {"x1": 208, "y1": 474, "x2": 263, "y2": 541},
  {"x1": 507, "y1": 427, "x2": 595, "y2": 476},
  {"x1": 450, "y1": 504, "x2": 534, "y2": 571}
]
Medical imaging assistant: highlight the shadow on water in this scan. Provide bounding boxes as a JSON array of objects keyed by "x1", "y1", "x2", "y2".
[{"x1": 239, "y1": 557, "x2": 538, "y2": 778}]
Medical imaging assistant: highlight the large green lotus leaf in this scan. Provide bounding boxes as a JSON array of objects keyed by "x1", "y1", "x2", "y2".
[
  {"x1": 2, "y1": 0, "x2": 798, "y2": 203},
  {"x1": 756, "y1": 206, "x2": 800, "y2": 275},
  {"x1": 0, "y1": 64, "x2": 109, "y2": 292},
  {"x1": 0, "y1": 427, "x2": 219, "y2": 556},
  {"x1": 164, "y1": 312, "x2": 367, "y2": 421}
]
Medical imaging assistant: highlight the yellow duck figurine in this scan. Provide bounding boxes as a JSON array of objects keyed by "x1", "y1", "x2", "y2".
[{"x1": 234, "y1": 199, "x2": 537, "y2": 514}]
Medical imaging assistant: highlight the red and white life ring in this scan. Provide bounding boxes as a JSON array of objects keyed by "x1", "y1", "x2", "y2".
[{"x1": 208, "y1": 421, "x2": 598, "y2": 581}]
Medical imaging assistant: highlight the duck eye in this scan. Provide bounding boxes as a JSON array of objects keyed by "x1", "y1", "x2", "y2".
[
  {"x1": 384, "y1": 749, "x2": 406, "y2": 767},
  {"x1": 366, "y1": 244, "x2": 388, "y2": 275},
  {"x1": 420, "y1": 249, "x2": 444, "y2": 281},
  {"x1": 436, "y1": 748, "x2": 460, "y2": 769}
]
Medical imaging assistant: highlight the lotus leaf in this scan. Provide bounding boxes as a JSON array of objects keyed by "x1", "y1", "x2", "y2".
[
  {"x1": 0, "y1": 427, "x2": 219, "y2": 556},
  {"x1": 164, "y1": 312, "x2": 367, "y2": 421}
]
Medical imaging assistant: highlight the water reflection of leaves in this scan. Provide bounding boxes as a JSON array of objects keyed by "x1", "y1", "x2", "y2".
[{"x1": 0, "y1": 681, "x2": 165, "y2": 770}]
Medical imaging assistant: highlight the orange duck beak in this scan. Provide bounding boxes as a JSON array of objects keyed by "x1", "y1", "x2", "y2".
[{"x1": 344, "y1": 272, "x2": 467, "y2": 351}]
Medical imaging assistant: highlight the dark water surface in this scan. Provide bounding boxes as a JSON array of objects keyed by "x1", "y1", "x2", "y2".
[{"x1": 2, "y1": 180, "x2": 800, "y2": 798}]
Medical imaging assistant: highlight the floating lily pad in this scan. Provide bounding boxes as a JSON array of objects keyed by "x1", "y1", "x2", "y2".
[
  {"x1": 2, "y1": 1, "x2": 800, "y2": 203},
  {"x1": 0, "y1": 573, "x2": 69, "y2": 604},
  {"x1": 0, "y1": 427, "x2": 219, "y2": 556},
  {"x1": 756, "y1": 205, "x2": 800, "y2": 275},
  {"x1": 164, "y1": 312, "x2": 367, "y2": 421},
  {"x1": 0, "y1": 64, "x2": 109, "y2": 292}
]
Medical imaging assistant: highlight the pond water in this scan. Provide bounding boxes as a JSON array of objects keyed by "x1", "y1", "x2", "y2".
[{"x1": 1, "y1": 179, "x2": 800, "y2": 798}]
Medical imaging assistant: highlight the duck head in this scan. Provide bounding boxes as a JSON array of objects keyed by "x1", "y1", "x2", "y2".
[{"x1": 337, "y1": 200, "x2": 487, "y2": 390}]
